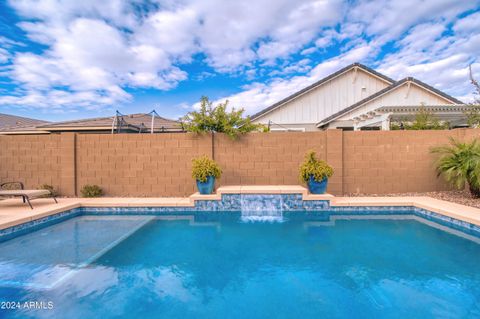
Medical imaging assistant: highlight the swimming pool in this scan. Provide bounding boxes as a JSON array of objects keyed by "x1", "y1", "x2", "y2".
[{"x1": 1, "y1": 205, "x2": 479, "y2": 318}]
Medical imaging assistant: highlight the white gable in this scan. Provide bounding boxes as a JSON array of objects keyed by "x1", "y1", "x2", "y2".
[
  {"x1": 252, "y1": 67, "x2": 391, "y2": 125},
  {"x1": 335, "y1": 81, "x2": 456, "y2": 122}
]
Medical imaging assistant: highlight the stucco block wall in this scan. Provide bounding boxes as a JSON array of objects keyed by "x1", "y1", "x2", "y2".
[
  {"x1": 76, "y1": 133, "x2": 211, "y2": 197},
  {"x1": 342, "y1": 130, "x2": 465, "y2": 194},
  {"x1": 214, "y1": 132, "x2": 328, "y2": 186},
  {"x1": 2, "y1": 129, "x2": 480, "y2": 197},
  {"x1": 0, "y1": 135, "x2": 61, "y2": 190},
  {"x1": 463, "y1": 128, "x2": 480, "y2": 141}
]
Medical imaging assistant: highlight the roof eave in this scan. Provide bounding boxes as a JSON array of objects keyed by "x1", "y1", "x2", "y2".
[{"x1": 0, "y1": 130, "x2": 51, "y2": 135}]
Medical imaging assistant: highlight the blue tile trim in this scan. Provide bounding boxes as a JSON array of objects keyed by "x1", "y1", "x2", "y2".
[
  {"x1": 0, "y1": 208, "x2": 82, "y2": 243},
  {"x1": 1, "y1": 194, "x2": 479, "y2": 242},
  {"x1": 413, "y1": 207, "x2": 480, "y2": 238},
  {"x1": 327, "y1": 205, "x2": 480, "y2": 237}
]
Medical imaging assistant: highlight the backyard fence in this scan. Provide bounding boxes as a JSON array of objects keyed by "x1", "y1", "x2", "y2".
[{"x1": 1, "y1": 129, "x2": 480, "y2": 197}]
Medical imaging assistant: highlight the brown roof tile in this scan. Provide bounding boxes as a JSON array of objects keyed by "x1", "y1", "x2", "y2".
[
  {"x1": 37, "y1": 113, "x2": 182, "y2": 132},
  {"x1": 0, "y1": 113, "x2": 49, "y2": 131}
]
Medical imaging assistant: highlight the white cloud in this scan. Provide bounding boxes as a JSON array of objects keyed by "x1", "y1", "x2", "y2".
[
  {"x1": 396, "y1": 23, "x2": 446, "y2": 52},
  {"x1": 1, "y1": 0, "x2": 346, "y2": 110},
  {"x1": 256, "y1": 0, "x2": 342, "y2": 61},
  {"x1": 209, "y1": 0, "x2": 480, "y2": 112},
  {"x1": 0, "y1": 88, "x2": 128, "y2": 112},
  {"x1": 301, "y1": 47, "x2": 317, "y2": 55},
  {"x1": 3, "y1": 12, "x2": 189, "y2": 109},
  {"x1": 0, "y1": 48, "x2": 10, "y2": 63},
  {"x1": 10, "y1": 0, "x2": 137, "y2": 29},
  {"x1": 0, "y1": 36, "x2": 24, "y2": 48},
  {"x1": 348, "y1": 0, "x2": 478, "y2": 44},
  {"x1": 135, "y1": 8, "x2": 198, "y2": 61},
  {"x1": 269, "y1": 59, "x2": 312, "y2": 76},
  {"x1": 453, "y1": 12, "x2": 480, "y2": 34},
  {"x1": 376, "y1": 11, "x2": 480, "y2": 101},
  {"x1": 0, "y1": 0, "x2": 479, "y2": 112},
  {"x1": 211, "y1": 43, "x2": 374, "y2": 114}
]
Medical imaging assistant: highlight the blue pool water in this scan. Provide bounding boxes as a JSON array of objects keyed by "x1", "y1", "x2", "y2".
[{"x1": 1, "y1": 211, "x2": 479, "y2": 318}]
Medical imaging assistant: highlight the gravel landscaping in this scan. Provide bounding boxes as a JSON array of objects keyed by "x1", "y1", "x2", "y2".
[{"x1": 348, "y1": 190, "x2": 480, "y2": 209}]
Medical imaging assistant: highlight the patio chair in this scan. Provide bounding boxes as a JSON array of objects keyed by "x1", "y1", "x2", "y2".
[{"x1": 0, "y1": 182, "x2": 58, "y2": 209}]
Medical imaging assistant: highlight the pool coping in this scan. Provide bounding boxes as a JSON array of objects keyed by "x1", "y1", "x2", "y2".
[{"x1": 1, "y1": 185, "x2": 479, "y2": 231}]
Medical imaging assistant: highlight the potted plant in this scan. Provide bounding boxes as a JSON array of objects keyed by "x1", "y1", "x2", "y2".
[
  {"x1": 192, "y1": 155, "x2": 222, "y2": 194},
  {"x1": 299, "y1": 150, "x2": 334, "y2": 194}
]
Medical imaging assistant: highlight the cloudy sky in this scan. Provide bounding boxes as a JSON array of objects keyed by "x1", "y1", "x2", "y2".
[{"x1": 0, "y1": 0, "x2": 479, "y2": 121}]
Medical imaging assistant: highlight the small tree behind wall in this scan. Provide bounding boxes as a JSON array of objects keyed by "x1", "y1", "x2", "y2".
[
  {"x1": 390, "y1": 106, "x2": 449, "y2": 130},
  {"x1": 466, "y1": 65, "x2": 480, "y2": 127},
  {"x1": 180, "y1": 96, "x2": 267, "y2": 139}
]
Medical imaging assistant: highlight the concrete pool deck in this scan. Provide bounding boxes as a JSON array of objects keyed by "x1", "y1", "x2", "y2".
[{"x1": 1, "y1": 185, "x2": 480, "y2": 230}]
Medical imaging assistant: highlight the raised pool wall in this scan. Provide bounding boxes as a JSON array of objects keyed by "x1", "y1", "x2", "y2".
[{"x1": 2, "y1": 191, "x2": 480, "y2": 243}]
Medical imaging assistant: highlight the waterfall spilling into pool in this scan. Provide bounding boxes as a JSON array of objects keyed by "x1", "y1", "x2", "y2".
[{"x1": 240, "y1": 194, "x2": 284, "y2": 222}]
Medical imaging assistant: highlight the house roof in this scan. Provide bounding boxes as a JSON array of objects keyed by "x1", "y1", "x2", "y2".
[
  {"x1": 37, "y1": 113, "x2": 182, "y2": 132},
  {"x1": 250, "y1": 62, "x2": 396, "y2": 121},
  {"x1": 0, "y1": 113, "x2": 49, "y2": 131},
  {"x1": 316, "y1": 77, "x2": 464, "y2": 127}
]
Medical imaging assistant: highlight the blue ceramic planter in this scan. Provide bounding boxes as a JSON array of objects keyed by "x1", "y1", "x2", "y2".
[
  {"x1": 196, "y1": 176, "x2": 215, "y2": 195},
  {"x1": 307, "y1": 175, "x2": 328, "y2": 194}
]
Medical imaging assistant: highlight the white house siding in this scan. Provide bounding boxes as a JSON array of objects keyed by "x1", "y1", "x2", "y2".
[
  {"x1": 252, "y1": 68, "x2": 391, "y2": 130},
  {"x1": 333, "y1": 82, "x2": 454, "y2": 124}
]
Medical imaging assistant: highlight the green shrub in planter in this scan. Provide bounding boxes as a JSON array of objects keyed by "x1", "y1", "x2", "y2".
[
  {"x1": 299, "y1": 151, "x2": 334, "y2": 182},
  {"x1": 80, "y1": 184, "x2": 103, "y2": 198},
  {"x1": 299, "y1": 151, "x2": 334, "y2": 194},
  {"x1": 192, "y1": 156, "x2": 222, "y2": 194},
  {"x1": 192, "y1": 156, "x2": 222, "y2": 182}
]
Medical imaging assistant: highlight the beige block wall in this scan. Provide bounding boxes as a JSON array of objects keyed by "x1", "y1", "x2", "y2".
[
  {"x1": 342, "y1": 130, "x2": 463, "y2": 194},
  {"x1": 75, "y1": 133, "x2": 211, "y2": 197},
  {"x1": 463, "y1": 128, "x2": 480, "y2": 141},
  {"x1": 0, "y1": 135, "x2": 61, "y2": 189},
  {"x1": 2, "y1": 129, "x2": 480, "y2": 197},
  {"x1": 214, "y1": 131, "x2": 328, "y2": 188}
]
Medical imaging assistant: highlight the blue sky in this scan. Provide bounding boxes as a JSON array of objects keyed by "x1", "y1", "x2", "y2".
[{"x1": 0, "y1": 0, "x2": 479, "y2": 122}]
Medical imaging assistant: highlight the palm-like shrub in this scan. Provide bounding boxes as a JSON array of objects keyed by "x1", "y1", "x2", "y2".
[{"x1": 431, "y1": 138, "x2": 480, "y2": 197}]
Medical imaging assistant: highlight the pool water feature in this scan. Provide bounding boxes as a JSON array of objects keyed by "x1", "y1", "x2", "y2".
[
  {"x1": 240, "y1": 194, "x2": 284, "y2": 222},
  {"x1": 1, "y1": 210, "x2": 479, "y2": 318}
]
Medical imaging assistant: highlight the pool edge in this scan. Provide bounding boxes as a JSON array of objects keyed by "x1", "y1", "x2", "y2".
[{"x1": 1, "y1": 186, "x2": 480, "y2": 241}]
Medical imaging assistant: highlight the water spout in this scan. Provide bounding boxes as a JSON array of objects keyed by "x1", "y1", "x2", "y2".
[{"x1": 240, "y1": 194, "x2": 284, "y2": 223}]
